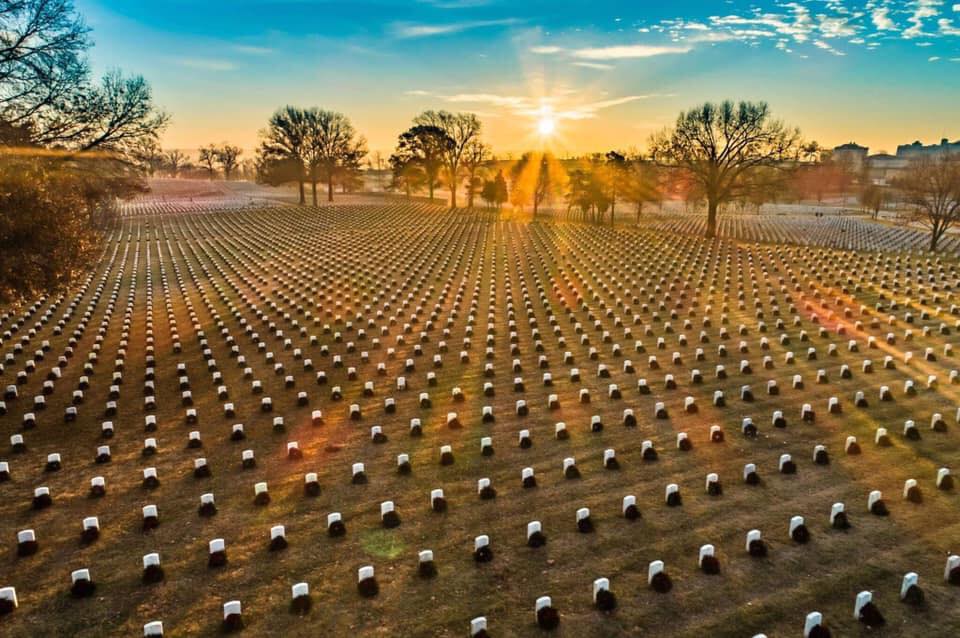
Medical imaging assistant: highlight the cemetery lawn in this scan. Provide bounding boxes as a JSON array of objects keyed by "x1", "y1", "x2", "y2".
[{"x1": 2, "y1": 199, "x2": 960, "y2": 637}]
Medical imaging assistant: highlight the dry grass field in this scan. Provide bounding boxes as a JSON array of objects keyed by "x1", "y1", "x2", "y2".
[{"x1": 2, "y1": 196, "x2": 960, "y2": 637}]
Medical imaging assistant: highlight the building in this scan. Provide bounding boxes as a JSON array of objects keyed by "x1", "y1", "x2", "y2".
[
  {"x1": 865, "y1": 154, "x2": 909, "y2": 186},
  {"x1": 896, "y1": 138, "x2": 960, "y2": 160},
  {"x1": 831, "y1": 142, "x2": 869, "y2": 170}
]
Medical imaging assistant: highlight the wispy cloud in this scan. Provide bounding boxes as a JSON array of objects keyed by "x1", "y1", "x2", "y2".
[
  {"x1": 530, "y1": 45, "x2": 562, "y2": 54},
  {"x1": 232, "y1": 45, "x2": 273, "y2": 55},
  {"x1": 570, "y1": 44, "x2": 692, "y2": 59},
  {"x1": 391, "y1": 18, "x2": 519, "y2": 38},
  {"x1": 572, "y1": 61, "x2": 614, "y2": 70},
  {"x1": 405, "y1": 89, "x2": 666, "y2": 123},
  {"x1": 173, "y1": 57, "x2": 236, "y2": 71}
]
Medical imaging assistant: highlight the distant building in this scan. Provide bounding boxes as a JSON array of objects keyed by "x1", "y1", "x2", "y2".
[
  {"x1": 831, "y1": 142, "x2": 869, "y2": 170},
  {"x1": 896, "y1": 138, "x2": 960, "y2": 160},
  {"x1": 865, "y1": 154, "x2": 909, "y2": 186}
]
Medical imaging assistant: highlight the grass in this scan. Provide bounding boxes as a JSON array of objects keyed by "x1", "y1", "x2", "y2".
[{"x1": 1, "y1": 199, "x2": 960, "y2": 636}]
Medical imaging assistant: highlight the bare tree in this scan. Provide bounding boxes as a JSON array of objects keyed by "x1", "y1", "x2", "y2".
[
  {"x1": 650, "y1": 101, "x2": 803, "y2": 238},
  {"x1": 896, "y1": 156, "x2": 960, "y2": 251},
  {"x1": 303, "y1": 108, "x2": 366, "y2": 204},
  {"x1": 0, "y1": 0, "x2": 90, "y2": 139},
  {"x1": 164, "y1": 149, "x2": 188, "y2": 177},
  {"x1": 414, "y1": 110, "x2": 481, "y2": 208},
  {"x1": 215, "y1": 144, "x2": 242, "y2": 180},
  {"x1": 461, "y1": 139, "x2": 491, "y2": 208},
  {"x1": 198, "y1": 144, "x2": 217, "y2": 178}
]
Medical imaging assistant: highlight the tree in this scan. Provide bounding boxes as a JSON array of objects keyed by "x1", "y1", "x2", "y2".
[
  {"x1": 303, "y1": 108, "x2": 366, "y2": 203},
  {"x1": 1, "y1": 0, "x2": 90, "y2": 140},
  {"x1": 493, "y1": 170, "x2": 508, "y2": 210},
  {"x1": 414, "y1": 110, "x2": 481, "y2": 208},
  {"x1": 1, "y1": 0, "x2": 166, "y2": 304},
  {"x1": 257, "y1": 105, "x2": 309, "y2": 204},
  {"x1": 461, "y1": 139, "x2": 491, "y2": 208},
  {"x1": 367, "y1": 150, "x2": 385, "y2": 191},
  {"x1": 604, "y1": 151, "x2": 629, "y2": 223},
  {"x1": 389, "y1": 151, "x2": 425, "y2": 198},
  {"x1": 895, "y1": 156, "x2": 960, "y2": 251},
  {"x1": 393, "y1": 124, "x2": 450, "y2": 202},
  {"x1": 164, "y1": 149, "x2": 188, "y2": 177},
  {"x1": 859, "y1": 183, "x2": 887, "y2": 219},
  {"x1": 215, "y1": 144, "x2": 242, "y2": 180},
  {"x1": 619, "y1": 155, "x2": 662, "y2": 224},
  {"x1": 480, "y1": 179, "x2": 497, "y2": 209},
  {"x1": 510, "y1": 151, "x2": 566, "y2": 217},
  {"x1": 198, "y1": 144, "x2": 218, "y2": 178},
  {"x1": 132, "y1": 138, "x2": 164, "y2": 176},
  {"x1": 566, "y1": 160, "x2": 611, "y2": 223},
  {"x1": 650, "y1": 101, "x2": 803, "y2": 238}
]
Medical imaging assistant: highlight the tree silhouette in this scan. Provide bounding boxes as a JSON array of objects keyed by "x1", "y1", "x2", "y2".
[
  {"x1": 414, "y1": 110, "x2": 481, "y2": 208},
  {"x1": 650, "y1": 101, "x2": 802, "y2": 238},
  {"x1": 896, "y1": 156, "x2": 960, "y2": 251}
]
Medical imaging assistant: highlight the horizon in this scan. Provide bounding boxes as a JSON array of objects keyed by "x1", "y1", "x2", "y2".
[{"x1": 76, "y1": 0, "x2": 960, "y2": 157}]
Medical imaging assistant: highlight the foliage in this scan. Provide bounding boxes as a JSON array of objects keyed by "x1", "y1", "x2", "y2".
[
  {"x1": 0, "y1": 0, "x2": 166, "y2": 303},
  {"x1": 0, "y1": 151, "x2": 144, "y2": 303}
]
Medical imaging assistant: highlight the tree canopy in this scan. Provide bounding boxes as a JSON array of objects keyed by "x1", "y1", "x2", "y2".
[{"x1": 650, "y1": 100, "x2": 803, "y2": 238}]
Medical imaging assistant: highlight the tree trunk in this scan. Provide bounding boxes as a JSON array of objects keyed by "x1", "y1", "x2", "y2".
[
  {"x1": 428, "y1": 180, "x2": 434, "y2": 202},
  {"x1": 311, "y1": 180, "x2": 318, "y2": 206},
  {"x1": 706, "y1": 199, "x2": 718, "y2": 238},
  {"x1": 298, "y1": 180, "x2": 305, "y2": 205},
  {"x1": 636, "y1": 202, "x2": 643, "y2": 225},
  {"x1": 327, "y1": 171, "x2": 334, "y2": 202},
  {"x1": 449, "y1": 168, "x2": 457, "y2": 209}
]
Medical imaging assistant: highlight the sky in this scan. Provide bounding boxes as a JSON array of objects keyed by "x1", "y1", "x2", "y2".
[{"x1": 75, "y1": 0, "x2": 960, "y2": 158}]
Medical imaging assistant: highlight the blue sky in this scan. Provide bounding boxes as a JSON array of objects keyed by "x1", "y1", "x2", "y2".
[{"x1": 76, "y1": 0, "x2": 960, "y2": 156}]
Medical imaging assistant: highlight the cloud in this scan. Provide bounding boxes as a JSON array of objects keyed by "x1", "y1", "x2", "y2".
[
  {"x1": 404, "y1": 90, "x2": 432, "y2": 96},
  {"x1": 929, "y1": 55, "x2": 942, "y2": 60},
  {"x1": 173, "y1": 57, "x2": 236, "y2": 71},
  {"x1": 403, "y1": 89, "x2": 663, "y2": 123},
  {"x1": 570, "y1": 44, "x2": 692, "y2": 59},
  {"x1": 232, "y1": 45, "x2": 273, "y2": 55},
  {"x1": 391, "y1": 18, "x2": 519, "y2": 38},
  {"x1": 939, "y1": 17, "x2": 960, "y2": 34},
  {"x1": 571, "y1": 61, "x2": 614, "y2": 70},
  {"x1": 530, "y1": 45, "x2": 562, "y2": 54},
  {"x1": 871, "y1": 7, "x2": 897, "y2": 30},
  {"x1": 904, "y1": 0, "x2": 941, "y2": 38}
]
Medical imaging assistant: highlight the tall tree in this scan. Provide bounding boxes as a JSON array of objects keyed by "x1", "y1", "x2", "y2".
[
  {"x1": 389, "y1": 151, "x2": 425, "y2": 198},
  {"x1": 1, "y1": 0, "x2": 90, "y2": 141},
  {"x1": 198, "y1": 144, "x2": 218, "y2": 178},
  {"x1": 619, "y1": 155, "x2": 662, "y2": 224},
  {"x1": 896, "y1": 156, "x2": 960, "y2": 251},
  {"x1": 257, "y1": 105, "x2": 309, "y2": 203},
  {"x1": 215, "y1": 144, "x2": 242, "y2": 180},
  {"x1": 393, "y1": 124, "x2": 450, "y2": 202},
  {"x1": 414, "y1": 110, "x2": 481, "y2": 208},
  {"x1": 1, "y1": 1, "x2": 166, "y2": 304},
  {"x1": 510, "y1": 151, "x2": 566, "y2": 217},
  {"x1": 650, "y1": 100, "x2": 803, "y2": 238},
  {"x1": 461, "y1": 139, "x2": 491, "y2": 208},
  {"x1": 303, "y1": 108, "x2": 366, "y2": 203},
  {"x1": 164, "y1": 149, "x2": 188, "y2": 177}
]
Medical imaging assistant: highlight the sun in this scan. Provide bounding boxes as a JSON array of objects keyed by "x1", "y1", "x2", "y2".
[{"x1": 537, "y1": 114, "x2": 556, "y2": 137}]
